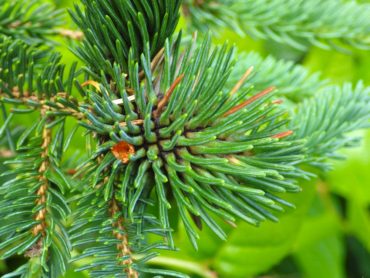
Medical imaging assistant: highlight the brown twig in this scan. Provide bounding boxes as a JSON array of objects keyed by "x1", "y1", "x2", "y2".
[
  {"x1": 153, "y1": 74, "x2": 185, "y2": 118},
  {"x1": 28, "y1": 105, "x2": 52, "y2": 256},
  {"x1": 110, "y1": 199, "x2": 138, "y2": 278},
  {"x1": 59, "y1": 29, "x2": 84, "y2": 41},
  {"x1": 0, "y1": 89, "x2": 85, "y2": 121},
  {"x1": 224, "y1": 86, "x2": 276, "y2": 117},
  {"x1": 230, "y1": 66, "x2": 254, "y2": 96},
  {"x1": 138, "y1": 48, "x2": 165, "y2": 81},
  {"x1": 272, "y1": 130, "x2": 294, "y2": 139}
]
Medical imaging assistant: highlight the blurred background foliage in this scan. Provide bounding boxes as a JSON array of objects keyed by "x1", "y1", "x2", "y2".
[{"x1": 1, "y1": 0, "x2": 369, "y2": 277}]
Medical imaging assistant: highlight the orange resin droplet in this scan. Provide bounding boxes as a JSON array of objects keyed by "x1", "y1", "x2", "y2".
[{"x1": 111, "y1": 142, "x2": 135, "y2": 164}]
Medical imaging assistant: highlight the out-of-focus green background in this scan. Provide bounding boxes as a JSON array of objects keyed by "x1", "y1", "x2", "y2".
[{"x1": 1, "y1": 0, "x2": 369, "y2": 277}]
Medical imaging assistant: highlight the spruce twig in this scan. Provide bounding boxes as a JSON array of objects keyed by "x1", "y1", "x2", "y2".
[
  {"x1": 110, "y1": 199, "x2": 138, "y2": 278},
  {"x1": 28, "y1": 106, "x2": 51, "y2": 255}
]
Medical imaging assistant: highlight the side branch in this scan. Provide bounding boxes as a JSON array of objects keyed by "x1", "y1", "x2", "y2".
[
  {"x1": 28, "y1": 106, "x2": 51, "y2": 256},
  {"x1": 0, "y1": 90, "x2": 85, "y2": 120},
  {"x1": 110, "y1": 199, "x2": 138, "y2": 278}
]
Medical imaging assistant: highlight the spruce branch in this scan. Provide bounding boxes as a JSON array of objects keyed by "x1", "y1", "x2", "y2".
[
  {"x1": 291, "y1": 82, "x2": 370, "y2": 170},
  {"x1": 183, "y1": 0, "x2": 242, "y2": 35},
  {"x1": 177, "y1": 41, "x2": 328, "y2": 104},
  {"x1": 0, "y1": 36, "x2": 78, "y2": 99},
  {"x1": 71, "y1": 0, "x2": 181, "y2": 77},
  {"x1": 227, "y1": 51, "x2": 328, "y2": 101},
  {"x1": 184, "y1": 0, "x2": 370, "y2": 51},
  {"x1": 30, "y1": 106, "x2": 51, "y2": 239},
  {"x1": 0, "y1": 36, "x2": 79, "y2": 275},
  {"x1": 1, "y1": 1, "x2": 370, "y2": 277},
  {"x1": 0, "y1": 36, "x2": 83, "y2": 121},
  {"x1": 69, "y1": 160, "x2": 177, "y2": 277},
  {"x1": 0, "y1": 108, "x2": 71, "y2": 276},
  {"x1": 0, "y1": 0, "x2": 63, "y2": 44},
  {"x1": 110, "y1": 198, "x2": 138, "y2": 278},
  {"x1": 78, "y1": 34, "x2": 306, "y2": 251}
]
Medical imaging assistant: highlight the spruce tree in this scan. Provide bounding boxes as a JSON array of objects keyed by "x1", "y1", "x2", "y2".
[{"x1": 0, "y1": 0, "x2": 369, "y2": 277}]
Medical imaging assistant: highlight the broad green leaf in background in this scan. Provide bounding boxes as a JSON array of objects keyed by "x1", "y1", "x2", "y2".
[
  {"x1": 347, "y1": 201, "x2": 370, "y2": 252},
  {"x1": 212, "y1": 181, "x2": 316, "y2": 277},
  {"x1": 293, "y1": 188, "x2": 345, "y2": 278},
  {"x1": 294, "y1": 236, "x2": 345, "y2": 278},
  {"x1": 327, "y1": 131, "x2": 370, "y2": 252}
]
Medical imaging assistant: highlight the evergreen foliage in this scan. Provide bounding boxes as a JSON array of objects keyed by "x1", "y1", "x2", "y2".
[
  {"x1": 228, "y1": 51, "x2": 327, "y2": 101},
  {"x1": 291, "y1": 82, "x2": 370, "y2": 170},
  {"x1": 0, "y1": 0, "x2": 63, "y2": 44},
  {"x1": 0, "y1": 36, "x2": 77, "y2": 99},
  {"x1": 71, "y1": 0, "x2": 181, "y2": 76},
  {"x1": 185, "y1": 0, "x2": 370, "y2": 50},
  {"x1": 0, "y1": 0, "x2": 369, "y2": 277}
]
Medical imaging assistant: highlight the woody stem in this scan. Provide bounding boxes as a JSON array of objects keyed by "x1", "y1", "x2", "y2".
[
  {"x1": 30, "y1": 106, "x2": 52, "y2": 252},
  {"x1": 110, "y1": 198, "x2": 138, "y2": 278}
]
